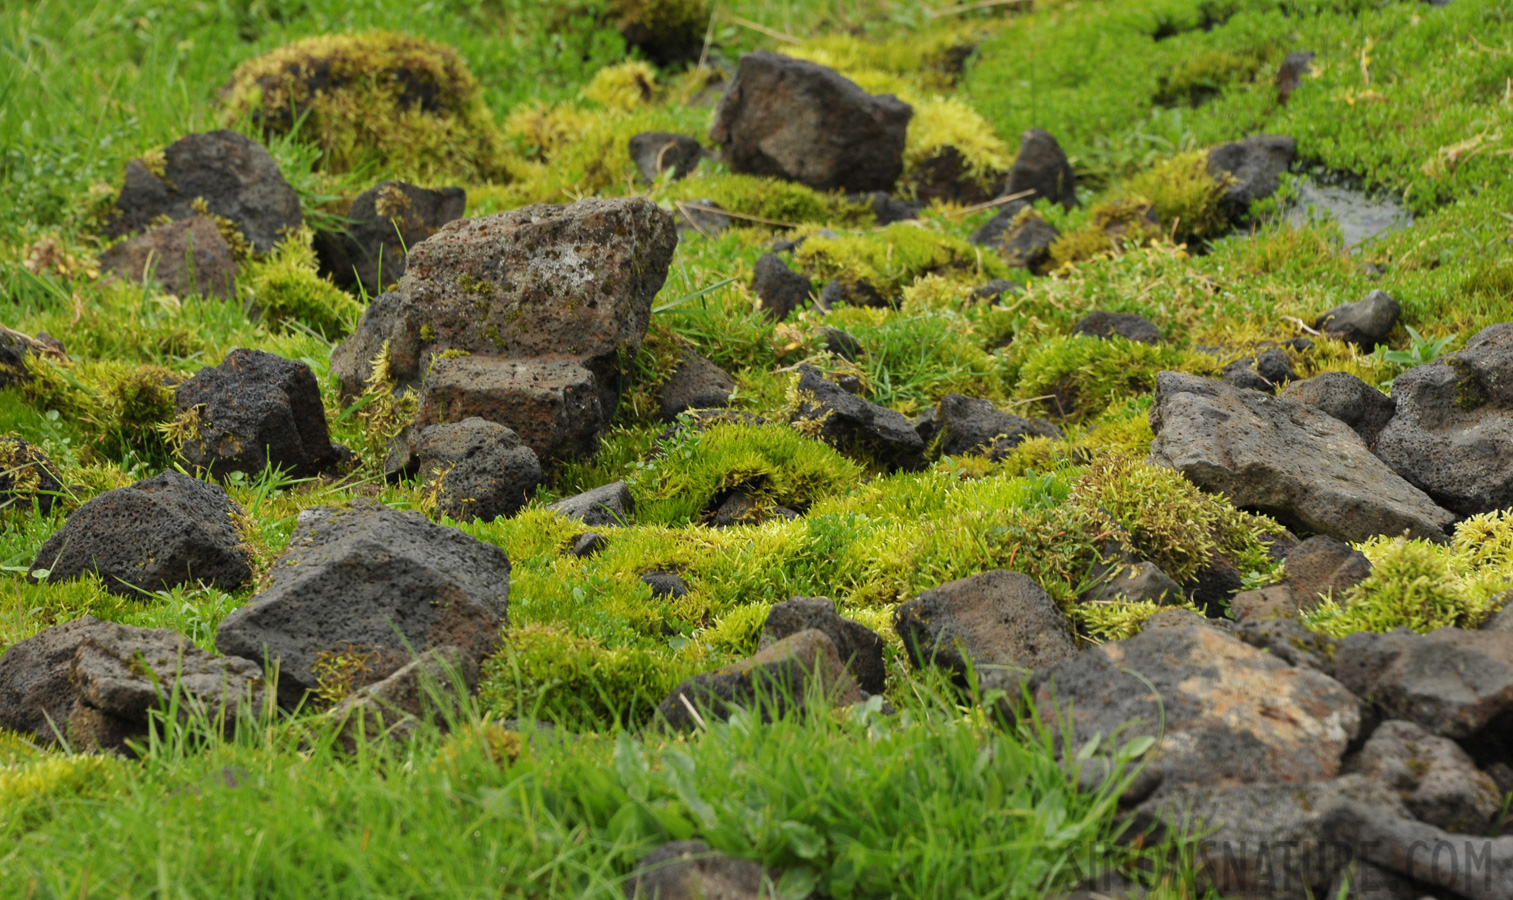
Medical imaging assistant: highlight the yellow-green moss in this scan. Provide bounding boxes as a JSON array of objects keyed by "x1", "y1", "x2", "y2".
[
  {"x1": 661, "y1": 174, "x2": 868, "y2": 228},
  {"x1": 1009, "y1": 333, "x2": 1213, "y2": 423},
  {"x1": 241, "y1": 226, "x2": 363, "y2": 338},
  {"x1": 611, "y1": 0, "x2": 710, "y2": 65},
  {"x1": 0, "y1": 754, "x2": 122, "y2": 832},
  {"x1": 582, "y1": 61, "x2": 659, "y2": 111},
  {"x1": 1122, "y1": 151, "x2": 1235, "y2": 245},
  {"x1": 1049, "y1": 200, "x2": 1163, "y2": 268},
  {"x1": 903, "y1": 97, "x2": 1012, "y2": 200},
  {"x1": 1153, "y1": 48, "x2": 1267, "y2": 107},
  {"x1": 502, "y1": 102, "x2": 598, "y2": 162},
  {"x1": 1069, "y1": 597, "x2": 1208, "y2": 643},
  {"x1": 221, "y1": 31, "x2": 511, "y2": 182},
  {"x1": 796, "y1": 223, "x2": 1008, "y2": 299}
]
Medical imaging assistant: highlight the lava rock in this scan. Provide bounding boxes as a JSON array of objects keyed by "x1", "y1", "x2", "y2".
[
  {"x1": 0, "y1": 436, "x2": 64, "y2": 514},
  {"x1": 895, "y1": 570, "x2": 1076, "y2": 695},
  {"x1": 761, "y1": 596, "x2": 885, "y2": 695},
  {"x1": 329, "y1": 645, "x2": 479, "y2": 753},
  {"x1": 750, "y1": 253, "x2": 813, "y2": 322},
  {"x1": 969, "y1": 279, "x2": 1023, "y2": 303},
  {"x1": 968, "y1": 200, "x2": 1029, "y2": 246},
  {"x1": 28, "y1": 471, "x2": 251, "y2": 597},
  {"x1": 1375, "y1": 322, "x2": 1513, "y2": 517},
  {"x1": 1345, "y1": 719, "x2": 1501, "y2": 833},
  {"x1": 572, "y1": 532, "x2": 607, "y2": 558},
  {"x1": 0, "y1": 616, "x2": 115, "y2": 743},
  {"x1": 628, "y1": 131, "x2": 704, "y2": 184},
  {"x1": 314, "y1": 180, "x2": 465, "y2": 294},
  {"x1": 1030, "y1": 625, "x2": 1362, "y2": 796},
  {"x1": 852, "y1": 190, "x2": 923, "y2": 225},
  {"x1": 970, "y1": 204, "x2": 1060, "y2": 273},
  {"x1": 1331, "y1": 628, "x2": 1513, "y2": 740},
  {"x1": 215, "y1": 499, "x2": 508, "y2": 707},
  {"x1": 1148, "y1": 371, "x2": 1455, "y2": 543},
  {"x1": 104, "y1": 130, "x2": 301, "y2": 254},
  {"x1": 641, "y1": 571, "x2": 689, "y2": 599},
  {"x1": 821, "y1": 327, "x2": 863, "y2": 361},
  {"x1": 623, "y1": 841, "x2": 770, "y2": 900},
  {"x1": 1255, "y1": 347, "x2": 1297, "y2": 386},
  {"x1": 672, "y1": 198, "x2": 731, "y2": 237},
  {"x1": 99, "y1": 216, "x2": 238, "y2": 300},
  {"x1": 708, "y1": 490, "x2": 769, "y2": 528},
  {"x1": 933, "y1": 393, "x2": 1062, "y2": 461},
  {"x1": 1322, "y1": 800, "x2": 1513, "y2": 900},
  {"x1": 658, "y1": 351, "x2": 735, "y2": 421},
  {"x1": 790, "y1": 365, "x2": 924, "y2": 472},
  {"x1": 67, "y1": 621, "x2": 265, "y2": 754},
  {"x1": 1206, "y1": 134, "x2": 1297, "y2": 225},
  {"x1": 1316, "y1": 290, "x2": 1401, "y2": 350},
  {"x1": 657, "y1": 629, "x2": 863, "y2": 731},
  {"x1": 1079, "y1": 559, "x2": 1182, "y2": 606},
  {"x1": 1281, "y1": 371, "x2": 1396, "y2": 450},
  {"x1": 329, "y1": 198, "x2": 678, "y2": 445},
  {"x1": 0, "y1": 329, "x2": 43, "y2": 389},
  {"x1": 1285, "y1": 535, "x2": 1372, "y2": 608},
  {"x1": 1072, "y1": 311, "x2": 1163, "y2": 345},
  {"x1": 1221, "y1": 358, "x2": 1276, "y2": 392},
  {"x1": 1234, "y1": 617, "x2": 1339, "y2": 672},
  {"x1": 414, "y1": 355, "x2": 603, "y2": 462},
  {"x1": 548, "y1": 482, "x2": 634, "y2": 527},
  {"x1": 1276, "y1": 51, "x2": 1315, "y2": 105},
  {"x1": 816, "y1": 277, "x2": 886, "y2": 310},
  {"x1": 1230, "y1": 584, "x2": 1304, "y2": 622},
  {"x1": 387, "y1": 418, "x2": 544, "y2": 522},
  {"x1": 176, "y1": 348, "x2": 343, "y2": 479},
  {"x1": 710, "y1": 51, "x2": 913, "y2": 193},
  {"x1": 905, "y1": 145, "x2": 995, "y2": 206},
  {"x1": 1006, "y1": 129, "x2": 1077, "y2": 209}
]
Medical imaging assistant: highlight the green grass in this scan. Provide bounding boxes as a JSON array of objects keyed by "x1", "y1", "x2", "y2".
[{"x1": 4, "y1": 0, "x2": 1513, "y2": 893}]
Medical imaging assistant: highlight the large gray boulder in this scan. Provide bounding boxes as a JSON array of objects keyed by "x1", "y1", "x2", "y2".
[
  {"x1": 1345, "y1": 719, "x2": 1502, "y2": 833},
  {"x1": 1281, "y1": 371, "x2": 1396, "y2": 450},
  {"x1": 1322, "y1": 800, "x2": 1513, "y2": 900},
  {"x1": 1332, "y1": 628, "x2": 1513, "y2": 740},
  {"x1": 28, "y1": 471, "x2": 252, "y2": 597},
  {"x1": 1376, "y1": 322, "x2": 1513, "y2": 517},
  {"x1": 710, "y1": 51, "x2": 912, "y2": 193},
  {"x1": 330, "y1": 198, "x2": 678, "y2": 457},
  {"x1": 175, "y1": 348, "x2": 344, "y2": 480},
  {"x1": 1028, "y1": 625, "x2": 1362, "y2": 798},
  {"x1": 215, "y1": 499, "x2": 508, "y2": 707},
  {"x1": 1149, "y1": 371, "x2": 1454, "y2": 543},
  {"x1": 104, "y1": 130, "x2": 301, "y2": 254}
]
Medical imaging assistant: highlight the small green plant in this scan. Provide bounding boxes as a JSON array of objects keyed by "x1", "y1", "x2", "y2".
[{"x1": 1381, "y1": 326, "x2": 1455, "y2": 367}]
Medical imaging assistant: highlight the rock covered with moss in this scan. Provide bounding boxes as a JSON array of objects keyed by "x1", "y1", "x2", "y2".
[
  {"x1": 99, "y1": 216, "x2": 239, "y2": 300},
  {"x1": 314, "y1": 180, "x2": 466, "y2": 295},
  {"x1": 331, "y1": 197, "x2": 677, "y2": 459},
  {"x1": 1376, "y1": 322, "x2": 1513, "y2": 517},
  {"x1": 611, "y1": 0, "x2": 709, "y2": 67},
  {"x1": 790, "y1": 365, "x2": 924, "y2": 472},
  {"x1": 0, "y1": 436, "x2": 64, "y2": 514},
  {"x1": 221, "y1": 32, "x2": 509, "y2": 182},
  {"x1": 104, "y1": 130, "x2": 300, "y2": 255},
  {"x1": 28, "y1": 471, "x2": 252, "y2": 597},
  {"x1": 215, "y1": 498, "x2": 508, "y2": 707},
  {"x1": 1149, "y1": 371, "x2": 1454, "y2": 543},
  {"x1": 711, "y1": 51, "x2": 912, "y2": 194}
]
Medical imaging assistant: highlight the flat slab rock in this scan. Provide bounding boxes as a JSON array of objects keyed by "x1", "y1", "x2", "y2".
[
  {"x1": 1028, "y1": 625, "x2": 1362, "y2": 797},
  {"x1": 1149, "y1": 371, "x2": 1454, "y2": 543},
  {"x1": 29, "y1": 470, "x2": 252, "y2": 597},
  {"x1": 215, "y1": 498, "x2": 508, "y2": 707}
]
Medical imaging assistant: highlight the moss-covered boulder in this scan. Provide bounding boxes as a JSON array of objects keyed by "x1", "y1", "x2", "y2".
[
  {"x1": 612, "y1": 0, "x2": 710, "y2": 67},
  {"x1": 221, "y1": 32, "x2": 509, "y2": 182}
]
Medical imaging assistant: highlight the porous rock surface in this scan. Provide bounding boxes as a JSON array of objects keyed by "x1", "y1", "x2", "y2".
[{"x1": 99, "y1": 216, "x2": 239, "y2": 300}]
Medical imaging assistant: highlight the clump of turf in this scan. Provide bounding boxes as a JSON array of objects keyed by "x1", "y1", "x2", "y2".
[
  {"x1": 241, "y1": 227, "x2": 363, "y2": 339},
  {"x1": 611, "y1": 0, "x2": 710, "y2": 66},
  {"x1": 1008, "y1": 333, "x2": 1213, "y2": 423},
  {"x1": 221, "y1": 31, "x2": 511, "y2": 182},
  {"x1": 795, "y1": 223, "x2": 1009, "y2": 299}
]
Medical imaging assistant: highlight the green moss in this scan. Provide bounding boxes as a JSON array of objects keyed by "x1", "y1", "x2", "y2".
[
  {"x1": 629, "y1": 422, "x2": 863, "y2": 526},
  {"x1": 1049, "y1": 200, "x2": 1162, "y2": 268},
  {"x1": 241, "y1": 227, "x2": 363, "y2": 339},
  {"x1": 221, "y1": 31, "x2": 512, "y2": 182},
  {"x1": 610, "y1": 0, "x2": 710, "y2": 65},
  {"x1": 0, "y1": 755, "x2": 123, "y2": 833},
  {"x1": 1153, "y1": 48, "x2": 1266, "y2": 107},
  {"x1": 662, "y1": 174, "x2": 868, "y2": 228},
  {"x1": 795, "y1": 223, "x2": 1009, "y2": 300},
  {"x1": 1009, "y1": 333, "x2": 1211, "y2": 423},
  {"x1": 903, "y1": 97, "x2": 1012, "y2": 201},
  {"x1": 1444, "y1": 356, "x2": 1488, "y2": 412},
  {"x1": 1069, "y1": 597, "x2": 1208, "y2": 643},
  {"x1": 1121, "y1": 151, "x2": 1235, "y2": 245},
  {"x1": 581, "y1": 61, "x2": 658, "y2": 110}
]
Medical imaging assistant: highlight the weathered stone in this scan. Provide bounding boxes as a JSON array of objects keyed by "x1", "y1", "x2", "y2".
[
  {"x1": 1276, "y1": 51, "x2": 1315, "y2": 105},
  {"x1": 1234, "y1": 617, "x2": 1339, "y2": 672},
  {"x1": 710, "y1": 51, "x2": 912, "y2": 193},
  {"x1": 28, "y1": 471, "x2": 251, "y2": 597},
  {"x1": 0, "y1": 617, "x2": 113, "y2": 742},
  {"x1": 105, "y1": 130, "x2": 302, "y2": 254},
  {"x1": 572, "y1": 532, "x2": 607, "y2": 558},
  {"x1": 1346, "y1": 719, "x2": 1501, "y2": 833},
  {"x1": 176, "y1": 348, "x2": 342, "y2": 479},
  {"x1": 1080, "y1": 560, "x2": 1182, "y2": 606},
  {"x1": 548, "y1": 481, "x2": 634, "y2": 527},
  {"x1": 641, "y1": 571, "x2": 689, "y2": 599},
  {"x1": 1376, "y1": 322, "x2": 1513, "y2": 517},
  {"x1": 658, "y1": 351, "x2": 735, "y2": 421},
  {"x1": 67, "y1": 621, "x2": 265, "y2": 754},
  {"x1": 750, "y1": 253, "x2": 812, "y2": 322},
  {"x1": 1316, "y1": 290, "x2": 1401, "y2": 350},
  {"x1": 314, "y1": 180, "x2": 465, "y2": 294},
  {"x1": 853, "y1": 190, "x2": 924, "y2": 225},
  {"x1": 904, "y1": 146, "x2": 994, "y2": 206},
  {"x1": 1322, "y1": 800, "x2": 1513, "y2": 900},
  {"x1": 628, "y1": 131, "x2": 704, "y2": 184},
  {"x1": 822, "y1": 327, "x2": 863, "y2": 361},
  {"x1": 215, "y1": 499, "x2": 508, "y2": 707},
  {"x1": 414, "y1": 355, "x2": 602, "y2": 461},
  {"x1": 1072, "y1": 311, "x2": 1163, "y2": 345},
  {"x1": 99, "y1": 216, "x2": 238, "y2": 300},
  {"x1": 623, "y1": 841, "x2": 770, "y2": 900},
  {"x1": 970, "y1": 204, "x2": 1060, "y2": 273},
  {"x1": 386, "y1": 418, "x2": 543, "y2": 522},
  {"x1": 1281, "y1": 371, "x2": 1396, "y2": 450},
  {"x1": 1029, "y1": 626, "x2": 1362, "y2": 795},
  {"x1": 896, "y1": 570, "x2": 1076, "y2": 695},
  {"x1": 933, "y1": 393, "x2": 1062, "y2": 461},
  {"x1": 657, "y1": 629, "x2": 863, "y2": 730},
  {"x1": 1206, "y1": 134, "x2": 1296, "y2": 225},
  {"x1": 0, "y1": 436, "x2": 64, "y2": 514},
  {"x1": 761, "y1": 596, "x2": 885, "y2": 695},
  {"x1": 791, "y1": 365, "x2": 924, "y2": 472},
  {"x1": 1148, "y1": 371, "x2": 1455, "y2": 543},
  {"x1": 329, "y1": 645, "x2": 479, "y2": 753},
  {"x1": 708, "y1": 490, "x2": 767, "y2": 528},
  {"x1": 1332, "y1": 628, "x2": 1513, "y2": 740},
  {"x1": 1285, "y1": 535, "x2": 1372, "y2": 607},
  {"x1": 329, "y1": 197, "x2": 678, "y2": 432},
  {"x1": 1181, "y1": 549, "x2": 1248, "y2": 616},
  {"x1": 1256, "y1": 347, "x2": 1297, "y2": 386},
  {"x1": 1006, "y1": 129, "x2": 1077, "y2": 209},
  {"x1": 1221, "y1": 357, "x2": 1275, "y2": 392}
]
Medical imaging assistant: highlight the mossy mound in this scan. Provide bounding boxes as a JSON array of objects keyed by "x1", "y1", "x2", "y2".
[
  {"x1": 241, "y1": 227, "x2": 363, "y2": 339},
  {"x1": 795, "y1": 223, "x2": 1010, "y2": 300},
  {"x1": 221, "y1": 31, "x2": 511, "y2": 182},
  {"x1": 611, "y1": 0, "x2": 710, "y2": 67}
]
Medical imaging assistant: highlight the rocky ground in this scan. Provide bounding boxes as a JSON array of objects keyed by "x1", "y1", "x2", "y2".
[{"x1": 3, "y1": 0, "x2": 1513, "y2": 896}]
